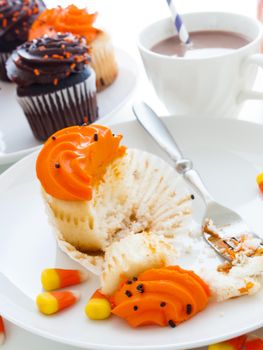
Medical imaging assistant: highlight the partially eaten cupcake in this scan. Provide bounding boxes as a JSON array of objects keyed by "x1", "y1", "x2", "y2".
[{"x1": 36, "y1": 124, "x2": 192, "y2": 279}]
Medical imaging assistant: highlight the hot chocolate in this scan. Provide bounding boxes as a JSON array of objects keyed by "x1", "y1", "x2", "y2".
[{"x1": 151, "y1": 30, "x2": 250, "y2": 58}]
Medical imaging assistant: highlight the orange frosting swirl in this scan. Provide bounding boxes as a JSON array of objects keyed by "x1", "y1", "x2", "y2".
[
  {"x1": 112, "y1": 266, "x2": 210, "y2": 328},
  {"x1": 36, "y1": 125, "x2": 126, "y2": 201},
  {"x1": 29, "y1": 5, "x2": 100, "y2": 43}
]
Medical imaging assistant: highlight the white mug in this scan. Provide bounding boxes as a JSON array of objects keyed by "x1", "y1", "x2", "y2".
[{"x1": 138, "y1": 12, "x2": 263, "y2": 118}]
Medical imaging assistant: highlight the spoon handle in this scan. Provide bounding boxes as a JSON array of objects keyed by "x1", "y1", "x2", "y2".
[
  {"x1": 132, "y1": 102, "x2": 184, "y2": 163},
  {"x1": 132, "y1": 102, "x2": 213, "y2": 203}
]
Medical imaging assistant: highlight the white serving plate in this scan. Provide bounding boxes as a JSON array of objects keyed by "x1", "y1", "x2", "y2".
[
  {"x1": 0, "y1": 48, "x2": 138, "y2": 165},
  {"x1": 0, "y1": 117, "x2": 263, "y2": 350}
]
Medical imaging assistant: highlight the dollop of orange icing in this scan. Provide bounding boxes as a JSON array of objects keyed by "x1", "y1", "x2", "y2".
[
  {"x1": 112, "y1": 266, "x2": 211, "y2": 328},
  {"x1": 29, "y1": 5, "x2": 100, "y2": 43},
  {"x1": 36, "y1": 125, "x2": 126, "y2": 201}
]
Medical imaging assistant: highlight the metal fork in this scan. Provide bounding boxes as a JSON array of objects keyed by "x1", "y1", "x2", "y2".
[{"x1": 132, "y1": 101, "x2": 263, "y2": 262}]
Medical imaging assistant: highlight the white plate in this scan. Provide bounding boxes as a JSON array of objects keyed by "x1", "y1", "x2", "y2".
[
  {"x1": 0, "y1": 48, "x2": 138, "y2": 165},
  {"x1": 0, "y1": 117, "x2": 263, "y2": 350}
]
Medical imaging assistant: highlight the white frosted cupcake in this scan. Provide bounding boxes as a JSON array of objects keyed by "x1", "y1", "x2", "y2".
[{"x1": 36, "y1": 124, "x2": 192, "y2": 275}]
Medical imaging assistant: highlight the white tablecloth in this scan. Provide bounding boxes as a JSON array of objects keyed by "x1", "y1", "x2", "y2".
[{"x1": 1, "y1": 0, "x2": 263, "y2": 348}]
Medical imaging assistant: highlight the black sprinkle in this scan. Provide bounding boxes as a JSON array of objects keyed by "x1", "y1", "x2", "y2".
[
  {"x1": 136, "y1": 284, "x2": 144, "y2": 293},
  {"x1": 100, "y1": 77, "x2": 105, "y2": 86},
  {"x1": 132, "y1": 277, "x2": 138, "y2": 282},
  {"x1": 125, "y1": 290, "x2": 132, "y2": 297},
  {"x1": 55, "y1": 162, "x2": 60, "y2": 169},
  {"x1": 168, "y1": 320, "x2": 176, "y2": 328},
  {"x1": 51, "y1": 136, "x2": 56, "y2": 140},
  {"x1": 133, "y1": 305, "x2": 138, "y2": 311},
  {"x1": 191, "y1": 194, "x2": 195, "y2": 200},
  {"x1": 94, "y1": 133, "x2": 98, "y2": 141},
  {"x1": 126, "y1": 280, "x2": 132, "y2": 285},
  {"x1": 160, "y1": 302, "x2": 166, "y2": 308},
  {"x1": 186, "y1": 304, "x2": 192, "y2": 315},
  {"x1": 112, "y1": 133, "x2": 115, "y2": 137}
]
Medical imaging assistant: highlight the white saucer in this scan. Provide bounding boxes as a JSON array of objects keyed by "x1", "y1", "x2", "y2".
[
  {"x1": 0, "y1": 48, "x2": 138, "y2": 165},
  {"x1": 0, "y1": 117, "x2": 263, "y2": 350}
]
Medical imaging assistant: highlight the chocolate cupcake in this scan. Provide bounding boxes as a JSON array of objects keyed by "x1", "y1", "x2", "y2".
[
  {"x1": 29, "y1": 5, "x2": 118, "y2": 91},
  {"x1": 0, "y1": 0, "x2": 45, "y2": 81},
  {"x1": 6, "y1": 33, "x2": 98, "y2": 141}
]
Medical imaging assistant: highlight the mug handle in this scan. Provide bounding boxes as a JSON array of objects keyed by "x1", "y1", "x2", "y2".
[{"x1": 238, "y1": 53, "x2": 263, "y2": 102}]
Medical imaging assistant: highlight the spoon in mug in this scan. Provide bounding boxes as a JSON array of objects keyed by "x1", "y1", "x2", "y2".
[{"x1": 132, "y1": 101, "x2": 263, "y2": 262}]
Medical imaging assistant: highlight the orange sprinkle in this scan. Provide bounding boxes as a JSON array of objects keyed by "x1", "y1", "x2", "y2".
[
  {"x1": 53, "y1": 78, "x2": 59, "y2": 86},
  {"x1": 224, "y1": 247, "x2": 236, "y2": 259},
  {"x1": 2, "y1": 19, "x2": 7, "y2": 28},
  {"x1": 217, "y1": 261, "x2": 232, "y2": 273},
  {"x1": 52, "y1": 54, "x2": 64, "y2": 60},
  {"x1": 70, "y1": 63, "x2": 76, "y2": 70},
  {"x1": 33, "y1": 6, "x2": 39, "y2": 14},
  {"x1": 44, "y1": 54, "x2": 49, "y2": 59},
  {"x1": 239, "y1": 287, "x2": 247, "y2": 294},
  {"x1": 246, "y1": 282, "x2": 254, "y2": 290},
  {"x1": 74, "y1": 55, "x2": 84, "y2": 62},
  {"x1": 64, "y1": 52, "x2": 72, "y2": 58},
  {"x1": 239, "y1": 282, "x2": 254, "y2": 294},
  {"x1": 65, "y1": 71, "x2": 71, "y2": 77},
  {"x1": 34, "y1": 69, "x2": 40, "y2": 76}
]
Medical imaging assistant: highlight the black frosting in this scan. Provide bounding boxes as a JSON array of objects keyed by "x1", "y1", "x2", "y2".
[
  {"x1": 6, "y1": 33, "x2": 91, "y2": 87},
  {"x1": 0, "y1": 0, "x2": 45, "y2": 52}
]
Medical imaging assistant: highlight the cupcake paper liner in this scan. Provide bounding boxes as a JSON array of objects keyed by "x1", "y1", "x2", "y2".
[
  {"x1": 101, "y1": 232, "x2": 176, "y2": 295},
  {"x1": 42, "y1": 149, "x2": 192, "y2": 275},
  {"x1": 91, "y1": 33, "x2": 118, "y2": 91},
  {"x1": 0, "y1": 52, "x2": 11, "y2": 82},
  {"x1": 17, "y1": 68, "x2": 98, "y2": 141}
]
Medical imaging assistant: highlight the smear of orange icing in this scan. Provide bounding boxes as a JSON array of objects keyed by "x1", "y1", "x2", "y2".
[
  {"x1": 36, "y1": 125, "x2": 126, "y2": 201},
  {"x1": 29, "y1": 5, "x2": 100, "y2": 42},
  {"x1": 112, "y1": 266, "x2": 211, "y2": 328}
]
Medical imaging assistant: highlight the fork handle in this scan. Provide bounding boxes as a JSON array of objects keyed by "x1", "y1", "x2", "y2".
[{"x1": 132, "y1": 102, "x2": 213, "y2": 204}]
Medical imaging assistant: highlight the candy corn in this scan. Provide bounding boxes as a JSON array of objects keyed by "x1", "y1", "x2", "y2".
[
  {"x1": 41, "y1": 268, "x2": 88, "y2": 291},
  {"x1": 0, "y1": 316, "x2": 5, "y2": 345},
  {"x1": 257, "y1": 173, "x2": 263, "y2": 193},
  {"x1": 208, "y1": 335, "x2": 247, "y2": 350},
  {"x1": 36, "y1": 290, "x2": 79, "y2": 315},
  {"x1": 85, "y1": 290, "x2": 112, "y2": 320},
  {"x1": 245, "y1": 337, "x2": 263, "y2": 350}
]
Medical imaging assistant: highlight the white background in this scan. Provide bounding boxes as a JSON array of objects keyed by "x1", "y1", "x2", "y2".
[{"x1": 1, "y1": 0, "x2": 263, "y2": 349}]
